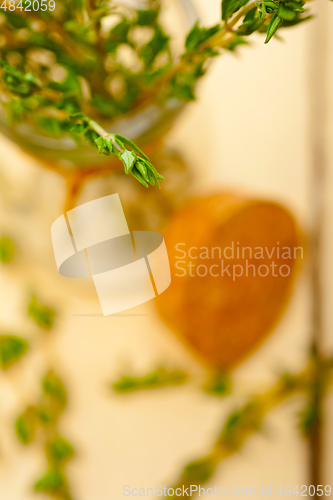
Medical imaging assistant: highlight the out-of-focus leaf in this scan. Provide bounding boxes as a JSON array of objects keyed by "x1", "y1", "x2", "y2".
[
  {"x1": 278, "y1": 3, "x2": 297, "y2": 20},
  {"x1": 112, "y1": 366, "x2": 188, "y2": 394},
  {"x1": 46, "y1": 436, "x2": 75, "y2": 463},
  {"x1": 28, "y1": 294, "x2": 56, "y2": 331},
  {"x1": 203, "y1": 371, "x2": 232, "y2": 397},
  {"x1": 182, "y1": 457, "x2": 216, "y2": 483},
  {"x1": 36, "y1": 405, "x2": 56, "y2": 425},
  {"x1": 42, "y1": 370, "x2": 67, "y2": 408},
  {"x1": 0, "y1": 236, "x2": 15, "y2": 264},
  {"x1": 34, "y1": 466, "x2": 69, "y2": 496},
  {"x1": 225, "y1": 36, "x2": 248, "y2": 51},
  {"x1": 218, "y1": 402, "x2": 262, "y2": 447},
  {"x1": 222, "y1": 0, "x2": 249, "y2": 20},
  {"x1": 140, "y1": 25, "x2": 169, "y2": 67},
  {"x1": 0, "y1": 335, "x2": 29, "y2": 370},
  {"x1": 185, "y1": 23, "x2": 221, "y2": 51},
  {"x1": 136, "y1": 9, "x2": 159, "y2": 26},
  {"x1": 299, "y1": 400, "x2": 319, "y2": 436},
  {"x1": 131, "y1": 166, "x2": 149, "y2": 188},
  {"x1": 15, "y1": 407, "x2": 36, "y2": 445}
]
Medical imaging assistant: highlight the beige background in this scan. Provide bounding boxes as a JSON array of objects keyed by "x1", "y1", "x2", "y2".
[{"x1": 0, "y1": 0, "x2": 332, "y2": 498}]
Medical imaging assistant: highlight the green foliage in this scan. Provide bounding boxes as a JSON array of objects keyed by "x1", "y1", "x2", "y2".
[
  {"x1": 15, "y1": 370, "x2": 73, "y2": 499},
  {"x1": 0, "y1": 334, "x2": 29, "y2": 370},
  {"x1": 112, "y1": 366, "x2": 188, "y2": 394},
  {"x1": 185, "y1": 23, "x2": 221, "y2": 51},
  {"x1": 0, "y1": 0, "x2": 316, "y2": 190},
  {"x1": 279, "y1": 371, "x2": 299, "y2": 389},
  {"x1": 15, "y1": 407, "x2": 37, "y2": 445},
  {"x1": 120, "y1": 150, "x2": 137, "y2": 174},
  {"x1": 140, "y1": 25, "x2": 170, "y2": 67},
  {"x1": 265, "y1": 13, "x2": 283, "y2": 43},
  {"x1": 181, "y1": 457, "x2": 216, "y2": 483},
  {"x1": 218, "y1": 402, "x2": 263, "y2": 448},
  {"x1": 0, "y1": 236, "x2": 16, "y2": 263},
  {"x1": 46, "y1": 436, "x2": 75, "y2": 464},
  {"x1": 203, "y1": 371, "x2": 232, "y2": 397},
  {"x1": 222, "y1": 0, "x2": 249, "y2": 21},
  {"x1": 36, "y1": 405, "x2": 57, "y2": 425},
  {"x1": 42, "y1": 370, "x2": 67, "y2": 408},
  {"x1": 167, "y1": 360, "x2": 333, "y2": 496},
  {"x1": 28, "y1": 294, "x2": 56, "y2": 331},
  {"x1": 299, "y1": 400, "x2": 319, "y2": 436},
  {"x1": 0, "y1": 59, "x2": 40, "y2": 96},
  {"x1": 34, "y1": 466, "x2": 70, "y2": 499},
  {"x1": 92, "y1": 133, "x2": 164, "y2": 187}
]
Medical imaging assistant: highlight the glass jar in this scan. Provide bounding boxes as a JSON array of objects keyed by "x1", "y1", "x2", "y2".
[
  {"x1": 0, "y1": 0, "x2": 197, "y2": 297},
  {"x1": 0, "y1": 0, "x2": 197, "y2": 172}
]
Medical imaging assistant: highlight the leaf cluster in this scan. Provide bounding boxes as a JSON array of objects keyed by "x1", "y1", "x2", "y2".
[
  {"x1": 15, "y1": 370, "x2": 74, "y2": 500},
  {"x1": 0, "y1": 0, "x2": 316, "y2": 189}
]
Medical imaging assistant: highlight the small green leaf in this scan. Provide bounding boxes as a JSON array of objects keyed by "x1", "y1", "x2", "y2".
[
  {"x1": 263, "y1": 0, "x2": 279, "y2": 12},
  {"x1": 279, "y1": 14, "x2": 312, "y2": 27},
  {"x1": 219, "y1": 402, "x2": 262, "y2": 446},
  {"x1": 278, "y1": 3, "x2": 297, "y2": 20},
  {"x1": 112, "y1": 366, "x2": 188, "y2": 394},
  {"x1": 140, "y1": 25, "x2": 170, "y2": 67},
  {"x1": 46, "y1": 436, "x2": 75, "y2": 463},
  {"x1": 135, "y1": 158, "x2": 150, "y2": 182},
  {"x1": 238, "y1": 7, "x2": 263, "y2": 35},
  {"x1": 225, "y1": 36, "x2": 248, "y2": 51},
  {"x1": 114, "y1": 134, "x2": 149, "y2": 161},
  {"x1": 185, "y1": 23, "x2": 221, "y2": 51},
  {"x1": 42, "y1": 371, "x2": 67, "y2": 408},
  {"x1": 36, "y1": 405, "x2": 56, "y2": 425},
  {"x1": 170, "y1": 75, "x2": 196, "y2": 101},
  {"x1": 136, "y1": 9, "x2": 159, "y2": 26},
  {"x1": 121, "y1": 150, "x2": 137, "y2": 174},
  {"x1": 203, "y1": 371, "x2": 232, "y2": 397},
  {"x1": 222, "y1": 0, "x2": 249, "y2": 21},
  {"x1": 147, "y1": 170, "x2": 156, "y2": 186},
  {"x1": 28, "y1": 294, "x2": 56, "y2": 331},
  {"x1": 34, "y1": 467, "x2": 68, "y2": 495},
  {"x1": 131, "y1": 167, "x2": 149, "y2": 188},
  {"x1": 15, "y1": 407, "x2": 36, "y2": 445},
  {"x1": 23, "y1": 73, "x2": 39, "y2": 86},
  {"x1": 104, "y1": 135, "x2": 118, "y2": 155},
  {"x1": 182, "y1": 457, "x2": 215, "y2": 483},
  {"x1": 265, "y1": 13, "x2": 283, "y2": 43},
  {"x1": 299, "y1": 400, "x2": 319, "y2": 436},
  {"x1": 0, "y1": 335, "x2": 29, "y2": 370},
  {"x1": 0, "y1": 236, "x2": 15, "y2": 263},
  {"x1": 94, "y1": 136, "x2": 110, "y2": 156}
]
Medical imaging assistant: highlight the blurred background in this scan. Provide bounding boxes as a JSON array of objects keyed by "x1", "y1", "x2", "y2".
[{"x1": 0, "y1": 0, "x2": 332, "y2": 498}]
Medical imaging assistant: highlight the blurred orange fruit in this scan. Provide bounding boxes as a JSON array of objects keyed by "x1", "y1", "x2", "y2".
[{"x1": 156, "y1": 193, "x2": 304, "y2": 369}]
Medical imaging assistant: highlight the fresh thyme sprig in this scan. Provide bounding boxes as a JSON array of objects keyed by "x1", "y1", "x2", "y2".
[
  {"x1": 70, "y1": 114, "x2": 165, "y2": 188},
  {"x1": 167, "y1": 357, "x2": 333, "y2": 499},
  {"x1": 15, "y1": 370, "x2": 74, "y2": 500},
  {"x1": 134, "y1": 0, "x2": 313, "y2": 106},
  {"x1": 0, "y1": 58, "x2": 165, "y2": 187}
]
